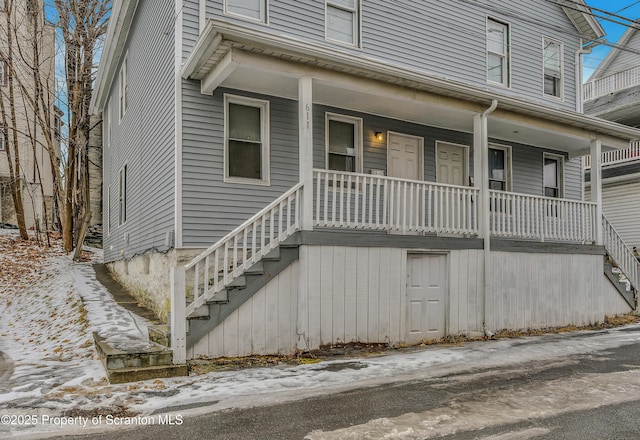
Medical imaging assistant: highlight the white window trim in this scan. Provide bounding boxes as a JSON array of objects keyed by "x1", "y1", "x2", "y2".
[
  {"x1": 118, "y1": 53, "x2": 128, "y2": 122},
  {"x1": 542, "y1": 36, "x2": 564, "y2": 100},
  {"x1": 106, "y1": 98, "x2": 112, "y2": 148},
  {"x1": 435, "y1": 141, "x2": 470, "y2": 185},
  {"x1": 488, "y1": 143, "x2": 512, "y2": 192},
  {"x1": 325, "y1": 0, "x2": 362, "y2": 48},
  {"x1": 325, "y1": 112, "x2": 364, "y2": 173},
  {"x1": 223, "y1": 0, "x2": 269, "y2": 24},
  {"x1": 106, "y1": 185, "x2": 111, "y2": 236},
  {"x1": 118, "y1": 164, "x2": 127, "y2": 226},
  {"x1": 543, "y1": 152, "x2": 564, "y2": 198},
  {"x1": 486, "y1": 17, "x2": 511, "y2": 88},
  {"x1": 223, "y1": 94, "x2": 271, "y2": 186}
]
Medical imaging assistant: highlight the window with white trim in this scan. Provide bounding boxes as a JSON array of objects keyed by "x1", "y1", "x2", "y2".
[
  {"x1": 224, "y1": 94, "x2": 270, "y2": 184},
  {"x1": 326, "y1": 0, "x2": 360, "y2": 46},
  {"x1": 543, "y1": 37, "x2": 563, "y2": 98},
  {"x1": 118, "y1": 54, "x2": 128, "y2": 121},
  {"x1": 326, "y1": 113, "x2": 362, "y2": 172},
  {"x1": 106, "y1": 185, "x2": 111, "y2": 236},
  {"x1": 106, "y1": 98, "x2": 112, "y2": 148},
  {"x1": 487, "y1": 18, "x2": 510, "y2": 87},
  {"x1": 488, "y1": 145, "x2": 511, "y2": 191},
  {"x1": 543, "y1": 153, "x2": 563, "y2": 198},
  {"x1": 225, "y1": 0, "x2": 267, "y2": 22},
  {"x1": 0, "y1": 131, "x2": 4, "y2": 151},
  {"x1": 118, "y1": 165, "x2": 127, "y2": 226}
]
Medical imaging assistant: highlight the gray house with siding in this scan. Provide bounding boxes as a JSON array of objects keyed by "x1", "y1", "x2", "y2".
[{"x1": 91, "y1": 0, "x2": 640, "y2": 363}]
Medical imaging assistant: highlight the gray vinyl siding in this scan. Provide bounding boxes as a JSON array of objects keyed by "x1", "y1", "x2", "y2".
[
  {"x1": 181, "y1": 85, "x2": 300, "y2": 247},
  {"x1": 103, "y1": 0, "x2": 176, "y2": 262},
  {"x1": 197, "y1": 0, "x2": 581, "y2": 110},
  {"x1": 183, "y1": 0, "x2": 200, "y2": 59},
  {"x1": 597, "y1": 31, "x2": 640, "y2": 78}
]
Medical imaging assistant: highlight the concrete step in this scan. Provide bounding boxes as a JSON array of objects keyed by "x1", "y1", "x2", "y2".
[
  {"x1": 107, "y1": 364, "x2": 188, "y2": 385},
  {"x1": 148, "y1": 324, "x2": 170, "y2": 347},
  {"x1": 94, "y1": 332, "x2": 187, "y2": 384}
]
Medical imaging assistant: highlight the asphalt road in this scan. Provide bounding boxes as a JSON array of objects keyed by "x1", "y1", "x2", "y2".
[{"x1": 58, "y1": 337, "x2": 640, "y2": 440}]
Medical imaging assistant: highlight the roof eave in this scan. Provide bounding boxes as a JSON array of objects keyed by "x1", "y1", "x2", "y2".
[{"x1": 90, "y1": 0, "x2": 140, "y2": 114}]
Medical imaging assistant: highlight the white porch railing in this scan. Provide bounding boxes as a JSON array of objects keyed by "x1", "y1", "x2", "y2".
[
  {"x1": 182, "y1": 183, "x2": 303, "y2": 317},
  {"x1": 583, "y1": 141, "x2": 640, "y2": 169},
  {"x1": 583, "y1": 66, "x2": 640, "y2": 101},
  {"x1": 603, "y1": 214, "x2": 640, "y2": 292},
  {"x1": 313, "y1": 169, "x2": 479, "y2": 235},
  {"x1": 489, "y1": 191, "x2": 597, "y2": 243}
]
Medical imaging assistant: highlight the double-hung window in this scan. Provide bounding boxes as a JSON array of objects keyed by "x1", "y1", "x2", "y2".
[
  {"x1": 326, "y1": 0, "x2": 360, "y2": 47},
  {"x1": 488, "y1": 145, "x2": 511, "y2": 191},
  {"x1": 487, "y1": 18, "x2": 510, "y2": 87},
  {"x1": 0, "y1": 131, "x2": 4, "y2": 151},
  {"x1": 225, "y1": 0, "x2": 267, "y2": 23},
  {"x1": 543, "y1": 153, "x2": 563, "y2": 198},
  {"x1": 326, "y1": 113, "x2": 362, "y2": 173},
  {"x1": 119, "y1": 165, "x2": 127, "y2": 226},
  {"x1": 118, "y1": 54, "x2": 128, "y2": 121},
  {"x1": 224, "y1": 95, "x2": 270, "y2": 184},
  {"x1": 543, "y1": 38, "x2": 563, "y2": 98}
]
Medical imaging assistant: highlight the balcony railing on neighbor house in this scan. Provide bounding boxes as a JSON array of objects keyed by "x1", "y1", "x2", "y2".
[
  {"x1": 583, "y1": 66, "x2": 640, "y2": 101},
  {"x1": 583, "y1": 142, "x2": 640, "y2": 169}
]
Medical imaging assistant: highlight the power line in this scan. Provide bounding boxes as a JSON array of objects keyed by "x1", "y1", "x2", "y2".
[{"x1": 614, "y1": 0, "x2": 640, "y2": 15}]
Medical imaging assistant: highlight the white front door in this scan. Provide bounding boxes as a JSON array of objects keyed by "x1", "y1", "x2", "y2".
[
  {"x1": 406, "y1": 253, "x2": 447, "y2": 344},
  {"x1": 436, "y1": 142, "x2": 467, "y2": 186},
  {"x1": 388, "y1": 132, "x2": 422, "y2": 180}
]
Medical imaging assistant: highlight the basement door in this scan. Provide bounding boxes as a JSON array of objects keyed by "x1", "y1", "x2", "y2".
[{"x1": 406, "y1": 253, "x2": 447, "y2": 344}]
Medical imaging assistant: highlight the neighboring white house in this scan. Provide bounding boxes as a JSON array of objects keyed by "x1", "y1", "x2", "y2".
[
  {"x1": 91, "y1": 0, "x2": 640, "y2": 363},
  {"x1": 584, "y1": 23, "x2": 640, "y2": 250}
]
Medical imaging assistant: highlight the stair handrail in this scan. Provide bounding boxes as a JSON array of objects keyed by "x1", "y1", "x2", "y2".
[
  {"x1": 602, "y1": 214, "x2": 640, "y2": 293},
  {"x1": 183, "y1": 182, "x2": 304, "y2": 317}
]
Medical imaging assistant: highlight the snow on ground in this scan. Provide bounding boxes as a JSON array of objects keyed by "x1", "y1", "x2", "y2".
[{"x1": 3, "y1": 231, "x2": 640, "y2": 439}]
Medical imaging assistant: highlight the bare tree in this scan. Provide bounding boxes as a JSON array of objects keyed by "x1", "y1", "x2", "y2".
[{"x1": 54, "y1": 0, "x2": 109, "y2": 256}]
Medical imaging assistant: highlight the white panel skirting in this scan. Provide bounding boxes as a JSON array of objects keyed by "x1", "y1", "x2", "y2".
[{"x1": 188, "y1": 245, "x2": 631, "y2": 359}]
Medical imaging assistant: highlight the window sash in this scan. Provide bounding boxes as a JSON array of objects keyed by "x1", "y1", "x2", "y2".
[
  {"x1": 0, "y1": 61, "x2": 4, "y2": 86},
  {"x1": 225, "y1": 0, "x2": 266, "y2": 22},
  {"x1": 119, "y1": 166, "x2": 127, "y2": 225},
  {"x1": 544, "y1": 155, "x2": 562, "y2": 198},
  {"x1": 543, "y1": 39, "x2": 562, "y2": 97},
  {"x1": 119, "y1": 56, "x2": 128, "y2": 120},
  {"x1": 326, "y1": 114, "x2": 361, "y2": 172},
  {"x1": 487, "y1": 19, "x2": 509, "y2": 86},
  {"x1": 224, "y1": 95, "x2": 269, "y2": 184},
  {"x1": 326, "y1": 0, "x2": 359, "y2": 45},
  {"x1": 488, "y1": 147, "x2": 510, "y2": 191},
  {"x1": 0, "y1": 132, "x2": 4, "y2": 151}
]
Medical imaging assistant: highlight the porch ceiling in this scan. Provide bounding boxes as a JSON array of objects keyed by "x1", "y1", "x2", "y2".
[{"x1": 182, "y1": 19, "x2": 640, "y2": 155}]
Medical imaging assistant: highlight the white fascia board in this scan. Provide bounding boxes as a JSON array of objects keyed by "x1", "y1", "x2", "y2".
[
  {"x1": 560, "y1": 1, "x2": 605, "y2": 41},
  {"x1": 185, "y1": 19, "x2": 640, "y2": 146},
  {"x1": 90, "y1": 0, "x2": 140, "y2": 114}
]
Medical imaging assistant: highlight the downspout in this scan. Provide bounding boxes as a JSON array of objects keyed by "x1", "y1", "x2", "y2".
[
  {"x1": 481, "y1": 99, "x2": 498, "y2": 338},
  {"x1": 575, "y1": 38, "x2": 604, "y2": 113}
]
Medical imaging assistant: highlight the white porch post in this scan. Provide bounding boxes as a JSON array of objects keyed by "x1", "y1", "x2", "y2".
[
  {"x1": 299, "y1": 76, "x2": 314, "y2": 230},
  {"x1": 170, "y1": 266, "x2": 187, "y2": 364},
  {"x1": 590, "y1": 139, "x2": 603, "y2": 245}
]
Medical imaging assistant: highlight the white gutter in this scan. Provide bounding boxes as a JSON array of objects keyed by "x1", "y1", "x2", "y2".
[
  {"x1": 481, "y1": 100, "x2": 498, "y2": 338},
  {"x1": 575, "y1": 39, "x2": 603, "y2": 113}
]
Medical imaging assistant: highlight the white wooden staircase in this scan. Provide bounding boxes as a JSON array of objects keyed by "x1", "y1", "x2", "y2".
[{"x1": 602, "y1": 214, "x2": 639, "y2": 308}]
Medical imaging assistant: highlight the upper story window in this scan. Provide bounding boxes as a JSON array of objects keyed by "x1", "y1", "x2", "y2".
[
  {"x1": 543, "y1": 37, "x2": 563, "y2": 98},
  {"x1": 224, "y1": 94, "x2": 270, "y2": 185},
  {"x1": 225, "y1": 0, "x2": 267, "y2": 23},
  {"x1": 543, "y1": 153, "x2": 563, "y2": 198},
  {"x1": 488, "y1": 145, "x2": 511, "y2": 191},
  {"x1": 326, "y1": 0, "x2": 361, "y2": 47},
  {"x1": 487, "y1": 18, "x2": 510, "y2": 87},
  {"x1": 105, "y1": 98, "x2": 111, "y2": 147},
  {"x1": 0, "y1": 131, "x2": 4, "y2": 151},
  {"x1": 325, "y1": 113, "x2": 362, "y2": 172},
  {"x1": 118, "y1": 54, "x2": 128, "y2": 121}
]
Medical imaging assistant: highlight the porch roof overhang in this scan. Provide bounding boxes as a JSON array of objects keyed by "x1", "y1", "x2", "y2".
[{"x1": 183, "y1": 20, "x2": 640, "y2": 157}]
